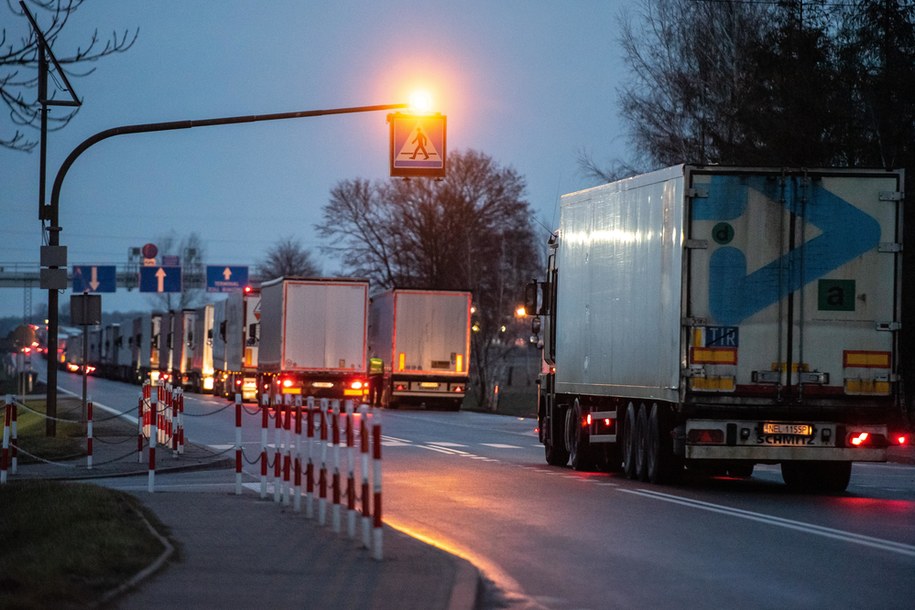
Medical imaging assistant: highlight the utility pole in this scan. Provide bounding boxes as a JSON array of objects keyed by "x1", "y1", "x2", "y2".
[{"x1": 20, "y1": 1, "x2": 81, "y2": 436}]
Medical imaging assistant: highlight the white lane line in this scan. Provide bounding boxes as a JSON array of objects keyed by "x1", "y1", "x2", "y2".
[
  {"x1": 428, "y1": 443, "x2": 470, "y2": 455},
  {"x1": 426, "y1": 441, "x2": 467, "y2": 447},
  {"x1": 58, "y1": 385, "x2": 138, "y2": 425},
  {"x1": 420, "y1": 445, "x2": 460, "y2": 455},
  {"x1": 481, "y1": 443, "x2": 521, "y2": 449},
  {"x1": 382, "y1": 435, "x2": 412, "y2": 443},
  {"x1": 620, "y1": 488, "x2": 915, "y2": 558}
]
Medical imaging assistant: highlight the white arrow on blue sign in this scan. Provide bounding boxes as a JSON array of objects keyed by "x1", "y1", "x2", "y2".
[
  {"x1": 139, "y1": 266, "x2": 182, "y2": 293},
  {"x1": 206, "y1": 265, "x2": 249, "y2": 293},
  {"x1": 72, "y1": 265, "x2": 116, "y2": 293}
]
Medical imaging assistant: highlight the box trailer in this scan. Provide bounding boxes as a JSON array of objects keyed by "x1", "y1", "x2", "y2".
[
  {"x1": 368, "y1": 289, "x2": 471, "y2": 410},
  {"x1": 213, "y1": 288, "x2": 260, "y2": 402},
  {"x1": 258, "y1": 277, "x2": 368, "y2": 402},
  {"x1": 528, "y1": 165, "x2": 908, "y2": 492},
  {"x1": 188, "y1": 303, "x2": 215, "y2": 394}
]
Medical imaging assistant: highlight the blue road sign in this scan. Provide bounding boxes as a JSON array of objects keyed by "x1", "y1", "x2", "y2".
[
  {"x1": 72, "y1": 265, "x2": 116, "y2": 293},
  {"x1": 206, "y1": 265, "x2": 249, "y2": 293},
  {"x1": 139, "y1": 266, "x2": 182, "y2": 293}
]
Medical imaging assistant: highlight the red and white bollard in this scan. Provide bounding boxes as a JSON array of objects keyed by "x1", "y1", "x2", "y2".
[
  {"x1": 177, "y1": 389, "x2": 185, "y2": 455},
  {"x1": 294, "y1": 397, "x2": 303, "y2": 513},
  {"x1": 283, "y1": 395, "x2": 292, "y2": 506},
  {"x1": 86, "y1": 400, "x2": 94, "y2": 470},
  {"x1": 1, "y1": 399, "x2": 11, "y2": 485},
  {"x1": 235, "y1": 394, "x2": 243, "y2": 496},
  {"x1": 332, "y1": 400, "x2": 342, "y2": 534},
  {"x1": 171, "y1": 388, "x2": 179, "y2": 457},
  {"x1": 137, "y1": 391, "x2": 145, "y2": 463},
  {"x1": 260, "y1": 393, "x2": 269, "y2": 499},
  {"x1": 273, "y1": 395, "x2": 283, "y2": 504},
  {"x1": 345, "y1": 400, "x2": 356, "y2": 539},
  {"x1": 306, "y1": 396, "x2": 315, "y2": 519},
  {"x1": 372, "y1": 410, "x2": 383, "y2": 560},
  {"x1": 360, "y1": 403, "x2": 370, "y2": 548},
  {"x1": 318, "y1": 398, "x2": 329, "y2": 526},
  {"x1": 148, "y1": 387, "x2": 158, "y2": 493},
  {"x1": 10, "y1": 400, "x2": 17, "y2": 475}
]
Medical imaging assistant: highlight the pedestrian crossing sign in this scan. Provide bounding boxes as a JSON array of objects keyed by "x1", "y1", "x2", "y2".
[{"x1": 389, "y1": 113, "x2": 446, "y2": 178}]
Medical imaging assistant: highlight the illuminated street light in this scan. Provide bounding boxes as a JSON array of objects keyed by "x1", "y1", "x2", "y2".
[{"x1": 409, "y1": 90, "x2": 434, "y2": 114}]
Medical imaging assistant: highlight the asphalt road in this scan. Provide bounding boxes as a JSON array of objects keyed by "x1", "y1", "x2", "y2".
[{"x1": 47, "y1": 364, "x2": 915, "y2": 609}]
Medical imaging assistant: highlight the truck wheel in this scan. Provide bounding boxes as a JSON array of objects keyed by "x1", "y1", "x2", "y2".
[
  {"x1": 567, "y1": 400, "x2": 593, "y2": 471},
  {"x1": 621, "y1": 402, "x2": 638, "y2": 479},
  {"x1": 634, "y1": 404, "x2": 649, "y2": 481},
  {"x1": 781, "y1": 461, "x2": 852, "y2": 494},
  {"x1": 646, "y1": 402, "x2": 680, "y2": 484},
  {"x1": 544, "y1": 407, "x2": 570, "y2": 466}
]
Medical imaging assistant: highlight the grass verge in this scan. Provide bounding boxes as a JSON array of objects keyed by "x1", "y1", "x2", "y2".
[
  {"x1": 4, "y1": 396, "x2": 85, "y2": 463},
  {"x1": 0, "y1": 480, "x2": 167, "y2": 609}
]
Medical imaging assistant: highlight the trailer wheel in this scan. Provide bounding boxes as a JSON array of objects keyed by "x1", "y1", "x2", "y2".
[
  {"x1": 781, "y1": 461, "x2": 852, "y2": 494},
  {"x1": 544, "y1": 405, "x2": 570, "y2": 466},
  {"x1": 634, "y1": 404, "x2": 649, "y2": 481},
  {"x1": 621, "y1": 402, "x2": 638, "y2": 479},
  {"x1": 646, "y1": 402, "x2": 680, "y2": 484},
  {"x1": 567, "y1": 399, "x2": 593, "y2": 471}
]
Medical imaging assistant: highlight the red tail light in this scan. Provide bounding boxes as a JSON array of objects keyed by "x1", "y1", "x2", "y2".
[
  {"x1": 688, "y1": 429, "x2": 725, "y2": 444},
  {"x1": 350, "y1": 380, "x2": 364, "y2": 390},
  {"x1": 282, "y1": 378, "x2": 294, "y2": 388},
  {"x1": 894, "y1": 434, "x2": 909, "y2": 446},
  {"x1": 850, "y1": 432, "x2": 869, "y2": 446}
]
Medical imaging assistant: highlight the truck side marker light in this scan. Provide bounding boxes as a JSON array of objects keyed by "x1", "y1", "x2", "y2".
[{"x1": 585, "y1": 413, "x2": 592, "y2": 427}]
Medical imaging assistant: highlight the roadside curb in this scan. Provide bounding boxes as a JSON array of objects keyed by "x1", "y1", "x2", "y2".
[{"x1": 94, "y1": 500, "x2": 176, "y2": 608}]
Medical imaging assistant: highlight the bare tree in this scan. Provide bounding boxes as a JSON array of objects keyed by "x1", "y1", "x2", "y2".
[
  {"x1": 1, "y1": 0, "x2": 138, "y2": 151},
  {"x1": 317, "y1": 149, "x2": 541, "y2": 405},
  {"x1": 256, "y1": 235, "x2": 320, "y2": 282}
]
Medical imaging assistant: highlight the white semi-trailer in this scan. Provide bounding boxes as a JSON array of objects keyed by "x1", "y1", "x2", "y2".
[
  {"x1": 258, "y1": 277, "x2": 369, "y2": 402},
  {"x1": 188, "y1": 303, "x2": 215, "y2": 394},
  {"x1": 528, "y1": 165, "x2": 908, "y2": 492},
  {"x1": 368, "y1": 289, "x2": 471, "y2": 410},
  {"x1": 213, "y1": 287, "x2": 260, "y2": 402}
]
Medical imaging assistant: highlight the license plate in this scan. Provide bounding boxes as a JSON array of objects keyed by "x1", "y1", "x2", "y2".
[{"x1": 762, "y1": 422, "x2": 813, "y2": 436}]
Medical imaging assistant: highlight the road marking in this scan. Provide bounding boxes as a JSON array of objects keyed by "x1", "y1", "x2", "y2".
[
  {"x1": 427, "y1": 443, "x2": 469, "y2": 455},
  {"x1": 620, "y1": 488, "x2": 915, "y2": 558},
  {"x1": 481, "y1": 443, "x2": 520, "y2": 449},
  {"x1": 427, "y1": 441, "x2": 467, "y2": 447},
  {"x1": 420, "y1": 444, "x2": 460, "y2": 455},
  {"x1": 57, "y1": 386, "x2": 138, "y2": 425}
]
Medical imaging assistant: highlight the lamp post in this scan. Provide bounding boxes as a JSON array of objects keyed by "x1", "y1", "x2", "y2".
[{"x1": 44, "y1": 102, "x2": 409, "y2": 421}]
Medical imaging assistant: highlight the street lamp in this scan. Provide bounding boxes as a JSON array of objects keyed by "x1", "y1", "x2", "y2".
[{"x1": 43, "y1": 101, "x2": 409, "y2": 425}]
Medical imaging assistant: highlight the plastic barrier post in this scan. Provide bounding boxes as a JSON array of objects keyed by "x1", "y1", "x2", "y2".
[
  {"x1": 332, "y1": 400, "x2": 342, "y2": 534},
  {"x1": 283, "y1": 395, "x2": 292, "y2": 506},
  {"x1": 260, "y1": 394, "x2": 268, "y2": 499},
  {"x1": 372, "y1": 411, "x2": 383, "y2": 560},
  {"x1": 235, "y1": 394, "x2": 242, "y2": 495},
  {"x1": 171, "y1": 389, "x2": 178, "y2": 457},
  {"x1": 318, "y1": 398, "x2": 329, "y2": 526},
  {"x1": 305, "y1": 396, "x2": 315, "y2": 519},
  {"x1": 360, "y1": 403, "x2": 370, "y2": 548},
  {"x1": 86, "y1": 400, "x2": 93, "y2": 470},
  {"x1": 10, "y1": 400, "x2": 17, "y2": 475},
  {"x1": 293, "y1": 399, "x2": 302, "y2": 513},
  {"x1": 178, "y1": 389, "x2": 185, "y2": 455},
  {"x1": 1, "y1": 400, "x2": 10, "y2": 485},
  {"x1": 273, "y1": 395, "x2": 282, "y2": 504},
  {"x1": 148, "y1": 389, "x2": 157, "y2": 493},
  {"x1": 345, "y1": 400, "x2": 356, "y2": 539},
  {"x1": 137, "y1": 392, "x2": 145, "y2": 463}
]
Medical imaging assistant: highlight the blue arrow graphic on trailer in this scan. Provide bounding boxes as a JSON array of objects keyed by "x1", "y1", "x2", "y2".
[{"x1": 694, "y1": 175, "x2": 880, "y2": 326}]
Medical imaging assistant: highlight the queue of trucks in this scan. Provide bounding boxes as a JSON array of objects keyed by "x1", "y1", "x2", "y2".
[
  {"x1": 527, "y1": 165, "x2": 909, "y2": 492},
  {"x1": 55, "y1": 278, "x2": 473, "y2": 410}
]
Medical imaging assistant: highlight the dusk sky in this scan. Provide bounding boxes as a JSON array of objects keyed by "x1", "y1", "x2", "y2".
[{"x1": 1, "y1": 0, "x2": 631, "y2": 318}]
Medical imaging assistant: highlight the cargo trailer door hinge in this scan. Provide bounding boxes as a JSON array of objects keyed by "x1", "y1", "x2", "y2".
[
  {"x1": 879, "y1": 191, "x2": 904, "y2": 202},
  {"x1": 878, "y1": 242, "x2": 903, "y2": 253},
  {"x1": 682, "y1": 317, "x2": 708, "y2": 327},
  {"x1": 876, "y1": 321, "x2": 902, "y2": 332}
]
